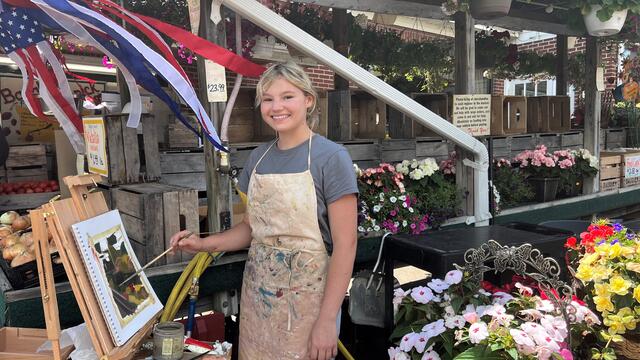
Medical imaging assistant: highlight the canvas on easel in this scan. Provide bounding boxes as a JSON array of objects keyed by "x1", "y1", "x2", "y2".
[{"x1": 71, "y1": 209, "x2": 163, "y2": 346}]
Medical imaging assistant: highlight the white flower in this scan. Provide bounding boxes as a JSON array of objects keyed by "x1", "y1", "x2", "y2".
[
  {"x1": 402, "y1": 202, "x2": 408, "y2": 208},
  {"x1": 357, "y1": 226, "x2": 365, "y2": 232},
  {"x1": 540, "y1": 315, "x2": 568, "y2": 342},
  {"x1": 521, "y1": 322, "x2": 545, "y2": 337},
  {"x1": 413, "y1": 333, "x2": 430, "y2": 353},
  {"x1": 509, "y1": 329, "x2": 536, "y2": 349},
  {"x1": 530, "y1": 329, "x2": 560, "y2": 352},
  {"x1": 421, "y1": 350, "x2": 441, "y2": 360},
  {"x1": 468, "y1": 322, "x2": 489, "y2": 344},
  {"x1": 535, "y1": 299, "x2": 555, "y2": 312},
  {"x1": 411, "y1": 160, "x2": 419, "y2": 169},
  {"x1": 390, "y1": 196, "x2": 397, "y2": 203},
  {"x1": 399, "y1": 332, "x2": 418, "y2": 352},
  {"x1": 399, "y1": 195, "x2": 406, "y2": 201},
  {"x1": 427, "y1": 278, "x2": 450, "y2": 293},
  {"x1": 572, "y1": 301, "x2": 601, "y2": 325},
  {"x1": 367, "y1": 227, "x2": 372, "y2": 232},
  {"x1": 388, "y1": 346, "x2": 410, "y2": 360},
  {"x1": 484, "y1": 303, "x2": 507, "y2": 317},
  {"x1": 477, "y1": 289, "x2": 491, "y2": 297},
  {"x1": 519, "y1": 309, "x2": 543, "y2": 321},
  {"x1": 409, "y1": 168, "x2": 424, "y2": 180},
  {"x1": 394, "y1": 221, "x2": 400, "y2": 227},
  {"x1": 409, "y1": 207, "x2": 414, "y2": 213},
  {"x1": 421, "y1": 319, "x2": 446, "y2": 338},
  {"x1": 373, "y1": 205, "x2": 382, "y2": 213},
  {"x1": 491, "y1": 292, "x2": 513, "y2": 305},
  {"x1": 402, "y1": 220, "x2": 408, "y2": 227},
  {"x1": 379, "y1": 193, "x2": 385, "y2": 200},
  {"x1": 353, "y1": 163, "x2": 362, "y2": 176},
  {"x1": 393, "y1": 288, "x2": 409, "y2": 305},
  {"x1": 515, "y1": 282, "x2": 533, "y2": 296},
  {"x1": 444, "y1": 270, "x2": 463, "y2": 285},
  {"x1": 373, "y1": 225, "x2": 381, "y2": 231},
  {"x1": 410, "y1": 286, "x2": 435, "y2": 304},
  {"x1": 444, "y1": 315, "x2": 466, "y2": 329}
]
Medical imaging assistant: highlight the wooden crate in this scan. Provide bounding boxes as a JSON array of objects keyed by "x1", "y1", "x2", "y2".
[
  {"x1": 510, "y1": 134, "x2": 537, "y2": 157},
  {"x1": 388, "y1": 93, "x2": 449, "y2": 139},
  {"x1": 416, "y1": 138, "x2": 451, "y2": 162},
  {"x1": 545, "y1": 96, "x2": 571, "y2": 132},
  {"x1": 167, "y1": 116, "x2": 200, "y2": 149},
  {"x1": 160, "y1": 150, "x2": 206, "y2": 191},
  {"x1": 351, "y1": 91, "x2": 386, "y2": 139},
  {"x1": 536, "y1": 133, "x2": 561, "y2": 152},
  {"x1": 381, "y1": 139, "x2": 415, "y2": 163},
  {"x1": 491, "y1": 96, "x2": 527, "y2": 135},
  {"x1": 104, "y1": 114, "x2": 161, "y2": 185},
  {"x1": 483, "y1": 136, "x2": 510, "y2": 160},
  {"x1": 560, "y1": 131, "x2": 584, "y2": 149},
  {"x1": 6, "y1": 144, "x2": 48, "y2": 183},
  {"x1": 0, "y1": 191, "x2": 60, "y2": 212},
  {"x1": 0, "y1": 167, "x2": 6, "y2": 183},
  {"x1": 528, "y1": 96, "x2": 570, "y2": 133},
  {"x1": 111, "y1": 183, "x2": 198, "y2": 266},
  {"x1": 0, "y1": 327, "x2": 73, "y2": 359},
  {"x1": 599, "y1": 153, "x2": 622, "y2": 192},
  {"x1": 342, "y1": 140, "x2": 381, "y2": 169},
  {"x1": 227, "y1": 90, "x2": 276, "y2": 144},
  {"x1": 605, "y1": 128, "x2": 626, "y2": 149}
]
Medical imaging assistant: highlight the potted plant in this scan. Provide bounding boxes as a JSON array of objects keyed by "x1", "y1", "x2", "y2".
[
  {"x1": 570, "y1": 0, "x2": 640, "y2": 36},
  {"x1": 565, "y1": 220, "x2": 640, "y2": 359},
  {"x1": 514, "y1": 145, "x2": 566, "y2": 202},
  {"x1": 491, "y1": 158, "x2": 535, "y2": 208},
  {"x1": 441, "y1": 0, "x2": 512, "y2": 19},
  {"x1": 558, "y1": 149, "x2": 599, "y2": 197}
]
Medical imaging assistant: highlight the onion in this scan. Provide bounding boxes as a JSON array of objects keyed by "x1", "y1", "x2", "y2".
[
  {"x1": 20, "y1": 232, "x2": 33, "y2": 247},
  {"x1": 3, "y1": 243, "x2": 26, "y2": 261},
  {"x1": 2, "y1": 234, "x2": 19, "y2": 248},
  {"x1": 11, "y1": 252, "x2": 35, "y2": 267},
  {"x1": 0, "y1": 211, "x2": 18, "y2": 225},
  {"x1": 0, "y1": 226, "x2": 13, "y2": 238},
  {"x1": 11, "y1": 216, "x2": 29, "y2": 231}
]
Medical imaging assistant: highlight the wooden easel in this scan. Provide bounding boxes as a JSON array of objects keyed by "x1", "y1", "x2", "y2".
[{"x1": 31, "y1": 174, "x2": 156, "y2": 360}]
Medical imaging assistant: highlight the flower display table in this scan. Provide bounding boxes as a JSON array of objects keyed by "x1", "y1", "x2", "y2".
[{"x1": 382, "y1": 222, "x2": 571, "y2": 335}]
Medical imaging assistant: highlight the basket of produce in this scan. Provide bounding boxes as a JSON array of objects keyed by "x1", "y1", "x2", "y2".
[{"x1": 0, "y1": 211, "x2": 66, "y2": 289}]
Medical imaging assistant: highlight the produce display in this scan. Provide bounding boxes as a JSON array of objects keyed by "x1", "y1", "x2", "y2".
[
  {"x1": 0, "y1": 210, "x2": 56, "y2": 268},
  {"x1": 0, "y1": 180, "x2": 59, "y2": 195}
]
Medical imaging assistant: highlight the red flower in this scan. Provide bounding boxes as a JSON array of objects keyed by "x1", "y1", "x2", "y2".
[
  {"x1": 580, "y1": 232, "x2": 594, "y2": 245},
  {"x1": 564, "y1": 236, "x2": 577, "y2": 249}
]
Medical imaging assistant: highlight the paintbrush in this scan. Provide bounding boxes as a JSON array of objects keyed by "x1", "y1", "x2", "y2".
[{"x1": 119, "y1": 230, "x2": 204, "y2": 286}]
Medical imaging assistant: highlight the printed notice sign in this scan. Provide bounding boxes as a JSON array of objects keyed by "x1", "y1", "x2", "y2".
[
  {"x1": 83, "y1": 117, "x2": 108, "y2": 177},
  {"x1": 452, "y1": 94, "x2": 491, "y2": 136},
  {"x1": 625, "y1": 154, "x2": 640, "y2": 178},
  {"x1": 205, "y1": 60, "x2": 228, "y2": 103}
]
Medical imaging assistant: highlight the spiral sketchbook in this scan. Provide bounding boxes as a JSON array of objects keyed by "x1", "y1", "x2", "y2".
[{"x1": 71, "y1": 209, "x2": 163, "y2": 346}]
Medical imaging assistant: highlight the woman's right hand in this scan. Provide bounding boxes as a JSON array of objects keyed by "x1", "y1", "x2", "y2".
[{"x1": 169, "y1": 230, "x2": 202, "y2": 254}]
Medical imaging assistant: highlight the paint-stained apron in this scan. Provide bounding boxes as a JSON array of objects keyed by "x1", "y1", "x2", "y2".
[{"x1": 238, "y1": 135, "x2": 329, "y2": 359}]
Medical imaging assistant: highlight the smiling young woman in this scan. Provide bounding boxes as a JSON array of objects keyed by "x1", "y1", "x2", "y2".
[{"x1": 170, "y1": 61, "x2": 358, "y2": 360}]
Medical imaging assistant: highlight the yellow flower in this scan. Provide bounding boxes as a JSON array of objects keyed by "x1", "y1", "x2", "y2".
[
  {"x1": 608, "y1": 243, "x2": 623, "y2": 259},
  {"x1": 596, "y1": 243, "x2": 610, "y2": 256},
  {"x1": 618, "y1": 307, "x2": 637, "y2": 330},
  {"x1": 628, "y1": 262, "x2": 640, "y2": 274},
  {"x1": 576, "y1": 264, "x2": 594, "y2": 282},
  {"x1": 592, "y1": 265, "x2": 611, "y2": 281},
  {"x1": 634, "y1": 285, "x2": 640, "y2": 303},
  {"x1": 622, "y1": 246, "x2": 635, "y2": 258},
  {"x1": 581, "y1": 252, "x2": 600, "y2": 266},
  {"x1": 609, "y1": 275, "x2": 632, "y2": 296},
  {"x1": 595, "y1": 283, "x2": 611, "y2": 297},
  {"x1": 594, "y1": 295, "x2": 615, "y2": 313},
  {"x1": 603, "y1": 308, "x2": 636, "y2": 335},
  {"x1": 604, "y1": 316, "x2": 628, "y2": 335}
]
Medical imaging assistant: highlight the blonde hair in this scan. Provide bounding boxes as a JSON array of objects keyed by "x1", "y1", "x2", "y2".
[{"x1": 255, "y1": 61, "x2": 319, "y2": 130}]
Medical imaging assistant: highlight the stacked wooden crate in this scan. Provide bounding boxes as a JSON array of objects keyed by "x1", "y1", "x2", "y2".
[
  {"x1": 599, "y1": 152, "x2": 622, "y2": 191},
  {"x1": 6, "y1": 144, "x2": 48, "y2": 183},
  {"x1": 167, "y1": 116, "x2": 200, "y2": 149},
  {"x1": 491, "y1": 96, "x2": 527, "y2": 135},
  {"x1": 111, "y1": 183, "x2": 199, "y2": 266}
]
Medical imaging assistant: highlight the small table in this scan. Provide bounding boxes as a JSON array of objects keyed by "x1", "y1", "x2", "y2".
[{"x1": 383, "y1": 222, "x2": 571, "y2": 334}]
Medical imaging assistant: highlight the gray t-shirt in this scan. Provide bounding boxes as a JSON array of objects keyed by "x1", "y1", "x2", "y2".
[{"x1": 238, "y1": 134, "x2": 359, "y2": 252}]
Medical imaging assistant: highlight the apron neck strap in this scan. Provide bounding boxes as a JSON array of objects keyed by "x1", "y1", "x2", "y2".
[{"x1": 252, "y1": 132, "x2": 314, "y2": 174}]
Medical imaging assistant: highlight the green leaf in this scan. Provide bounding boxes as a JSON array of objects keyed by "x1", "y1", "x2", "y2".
[
  {"x1": 453, "y1": 346, "x2": 502, "y2": 360},
  {"x1": 389, "y1": 325, "x2": 413, "y2": 342},
  {"x1": 507, "y1": 348, "x2": 519, "y2": 360},
  {"x1": 451, "y1": 296, "x2": 464, "y2": 314},
  {"x1": 490, "y1": 343, "x2": 503, "y2": 352}
]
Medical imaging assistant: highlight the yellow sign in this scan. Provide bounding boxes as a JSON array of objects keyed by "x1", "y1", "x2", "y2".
[
  {"x1": 83, "y1": 116, "x2": 108, "y2": 177},
  {"x1": 16, "y1": 105, "x2": 60, "y2": 143}
]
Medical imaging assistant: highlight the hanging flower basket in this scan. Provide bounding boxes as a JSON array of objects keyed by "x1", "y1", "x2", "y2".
[
  {"x1": 470, "y1": 0, "x2": 512, "y2": 19},
  {"x1": 584, "y1": 5, "x2": 628, "y2": 36}
]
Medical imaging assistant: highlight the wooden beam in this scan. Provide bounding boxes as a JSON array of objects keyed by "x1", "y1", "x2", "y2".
[
  {"x1": 198, "y1": 1, "x2": 232, "y2": 232},
  {"x1": 555, "y1": 35, "x2": 568, "y2": 96},
  {"x1": 327, "y1": 90, "x2": 352, "y2": 141},
  {"x1": 583, "y1": 36, "x2": 601, "y2": 194},
  {"x1": 454, "y1": 11, "x2": 474, "y2": 217},
  {"x1": 333, "y1": 8, "x2": 350, "y2": 90},
  {"x1": 291, "y1": 0, "x2": 581, "y2": 35}
]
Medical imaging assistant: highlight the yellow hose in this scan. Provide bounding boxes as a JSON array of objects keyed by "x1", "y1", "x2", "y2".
[{"x1": 161, "y1": 189, "x2": 355, "y2": 359}]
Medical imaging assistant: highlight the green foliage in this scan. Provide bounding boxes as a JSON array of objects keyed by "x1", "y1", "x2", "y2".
[
  {"x1": 570, "y1": 0, "x2": 640, "y2": 21},
  {"x1": 492, "y1": 163, "x2": 534, "y2": 209},
  {"x1": 405, "y1": 171, "x2": 462, "y2": 227},
  {"x1": 125, "y1": 0, "x2": 190, "y2": 28}
]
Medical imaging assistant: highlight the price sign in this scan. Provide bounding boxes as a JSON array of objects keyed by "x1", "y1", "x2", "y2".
[
  {"x1": 82, "y1": 116, "x2": 108, "y2": 177},
  {"x1": 625, "y1": 154, "x2": 640, "y2": 178},
  {"x1": 452, "y1": 94, "x2": 491, "y2": 136},
  {"x1": 205, "y1": 60, "x2": 228, "y2": 103}
]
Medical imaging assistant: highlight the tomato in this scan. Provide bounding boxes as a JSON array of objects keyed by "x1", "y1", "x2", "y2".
[
  {"x1": 44, "y1": 187, "x2": 52, "y2": 193},
  {"x1": 49, "y1": 180, "x2": 57, "y2": 186},
  {"x1": 52, "y1": 184, "x2": 59, "y2": 191},
  {"x1": 16, "y1": 188, "x2": 25, "y2": 194},
  {"x1": 26, "y1": 189, "x2": 34, "y2": 194},
  {"x1": 34, "y1": 188, "x2": 44, "y2": 193}
]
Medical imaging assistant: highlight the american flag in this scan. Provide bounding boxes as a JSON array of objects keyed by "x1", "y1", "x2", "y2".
[
  {"x1": 0, "y1": 5, "x2": 84, "y2": 153},
  {"x1": 0, "y1": 0, "x2": 266, "y2": 153}
]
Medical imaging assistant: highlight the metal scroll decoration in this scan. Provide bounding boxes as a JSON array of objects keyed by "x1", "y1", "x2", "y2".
[{"x1": 454, "y1": 240, "x2": 577, "y2": 346}]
